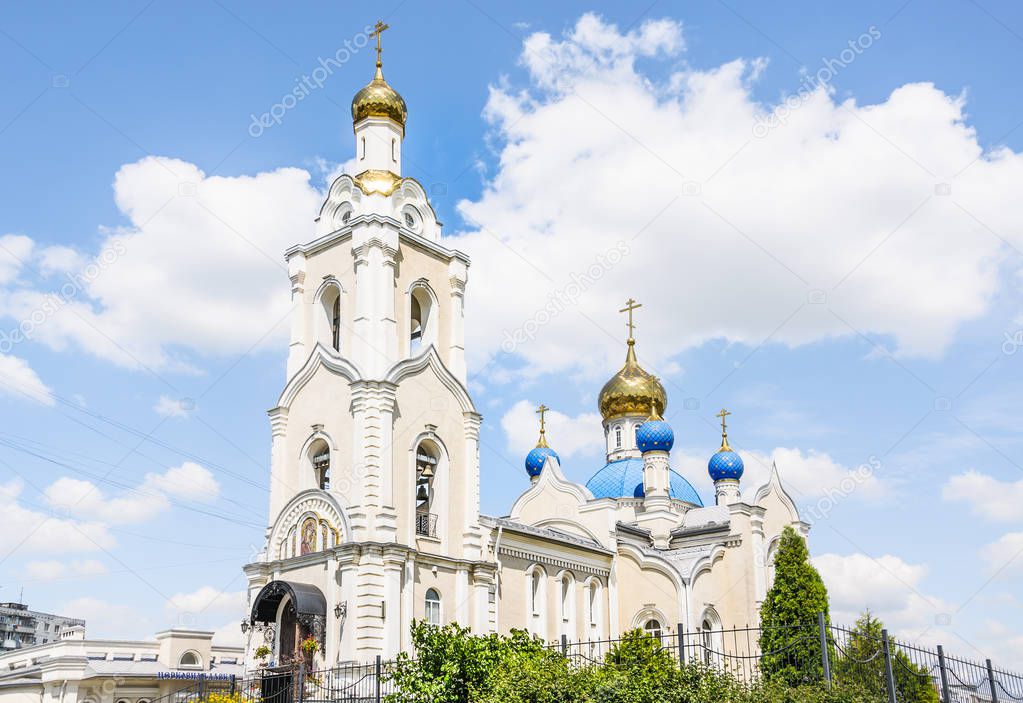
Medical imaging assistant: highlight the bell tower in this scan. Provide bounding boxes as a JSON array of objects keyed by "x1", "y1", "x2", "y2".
[{"x1": 245, "y1": 24, "x2": 493, "y2": 669}]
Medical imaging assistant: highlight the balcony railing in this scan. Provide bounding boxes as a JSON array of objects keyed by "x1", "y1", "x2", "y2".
[{"x1": 415, "y1": 512, "x2": 437, "y2": 537}]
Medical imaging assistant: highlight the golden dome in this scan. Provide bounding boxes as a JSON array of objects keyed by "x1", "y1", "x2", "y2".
[
  {"x1": 598, "y1": 339, "x2": 667, "y2": 422},
  {"x1": 351, "y1": 65, "x2": 407, "y2": 132}
]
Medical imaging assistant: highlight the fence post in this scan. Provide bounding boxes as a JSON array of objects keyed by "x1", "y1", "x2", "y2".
[
  {"x1": 817, "y1": 612, "x2": 831, "y2": 689},
  {"x1": 375, "y1": 654, "x2": 382, "y2": 703},
  {"x1": 881, "y1": 629, "x2": 897, "y2": 703},
  {"x1": 561, "y1": 633, "x2": 568, "y2": 656},
  {"x1": 297, "y1": 662, "x2": 305, "y2": 703},
  {"x1": 197, "y1": 674, "x2": 206, "y2": 702},
  {"x1": 987, "y1": 659, "x2": 999, "y2": 703},
  {"x1": 229, "y1": 674, "x2": 236, "y2": 697},
  {"x1": 677, "y1": 623, "x2": 685, "y2": 666},
  {"x1": 936, "y1": 645, "x2": 950, "y2": 703}
]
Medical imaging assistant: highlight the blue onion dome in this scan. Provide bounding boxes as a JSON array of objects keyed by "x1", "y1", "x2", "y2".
[
  {"x1": 525, "y1": 404, "x2": 559, "y2": 478},
  {"x1": 636, "y1": 415, "x2": 674, "y2": 453},
  {"x1": 525, "y1": 445, "x2": 559, "y2": 478},
  {"x1": 708, "y1": 449, "x2": 744, "y2": 481},
  {"x1": 585, "y1": 458, "x2": 703, "y2": 505},
  {"x1": 708, "y1": 408, "x2": 744, "y2": 481}
]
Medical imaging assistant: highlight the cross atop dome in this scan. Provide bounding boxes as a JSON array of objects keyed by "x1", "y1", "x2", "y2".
[
  {"x1": 716, "y1": 408, "x2": 732, "y2": 451},
  {"x1": 619, "y1": 298, "x2": 642, "y2": 342},
  {"x1": 371, "y1": 20, "x2": 389, "y2": 69}
]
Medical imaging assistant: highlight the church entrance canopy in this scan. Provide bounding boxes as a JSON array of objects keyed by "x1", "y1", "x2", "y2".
[{"x1": 250, "y1": 580, "x2": 326, "y2": 624}]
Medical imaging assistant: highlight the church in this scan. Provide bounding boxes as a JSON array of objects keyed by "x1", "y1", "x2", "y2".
[{"x1": 242, "y1": 23, "x2": 807, "y2": 668}]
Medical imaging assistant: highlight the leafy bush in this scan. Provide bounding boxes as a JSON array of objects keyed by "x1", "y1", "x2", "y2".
[{"x1": 386, "y1": 619, "x2": 889, "y2": 703}]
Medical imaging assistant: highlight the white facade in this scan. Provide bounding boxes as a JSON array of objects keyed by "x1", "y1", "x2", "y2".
[
  {"x1": 241, "y1": 49, "x2": 809, "y2": 671},
  {"x1": 0, "y1": 629, "x2": 243, "y2": 703}
]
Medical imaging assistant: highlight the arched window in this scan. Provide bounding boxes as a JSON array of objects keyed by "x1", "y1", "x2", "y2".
[
  {"x1": 700, "y1": 609, "x2": 722, "y2": 667},
  {"x1": 531, "y1": 571, "x2": 542, "y2": 615},
  {"x1": 587, "y1": 581, "x2": 599, "y2": 626},
  {"x1": 644, "y1": 619, "x2": 663, "y2": 644},
  {"x1": 318, "y1": 283, "x2": 342, "y2": 353},
  {"x1": 614, "y1": 425, "x2": 622, "y2": 448},
  {"x1": 415, "y1": 441, "x2": 438, "y2": 537},
  {"x1": 525, "y1": 565, "x2": 547, "y2": 638},
  {"x1": 309, "y1": 438, "x2": 330, "y2": 491},
  {"x1": 178, "y1": 651, "x2": 201, "y2": 669},
  {"x1": 559, "y1": 572, "x2": 575, "y2": 638},
  {"x1": 360, "y1": 137, "x2": 366, "y2": 160},
  {"x1": 409, "y1": 284, "x2": 436, "y2": 355},
  {"x1": 391, "y1": 138, "x2": 397, "y2": 162},
  {"x1": 425, "y1": 588, "x2": 441, "y2": 625}
]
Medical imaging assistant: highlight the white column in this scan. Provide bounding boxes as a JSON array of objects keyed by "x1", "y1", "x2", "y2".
[
  {"x1": 286, "y1": 257, "x2": 307, "y2": 379},
  {"x1": 455, "y1": 564, "x2": 470, "y2": 626},
  {"x1": 350, "y1": 383, "x2": 398, "y2": 541},
  {"x1": 382, "y1": 548, "x2": 405, "y2": 658},
  {"x1": 461, "y1": 413, "x2": 483, "y2": 559},
  {"x1": 447, "y1": 263, "x2": 467, "y2": 383},
  {"x1": 267, "y1": 408, "x2": 289, "y2": 526}
]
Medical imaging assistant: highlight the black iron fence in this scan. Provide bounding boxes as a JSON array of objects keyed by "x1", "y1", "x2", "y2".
[{"x1": 151, "y1": 616, "x2": 1022, "y2": 703}]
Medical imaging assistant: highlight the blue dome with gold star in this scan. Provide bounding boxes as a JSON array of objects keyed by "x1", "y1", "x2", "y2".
[
  {"x1": 525, "y1": 446, "x2": 559, "y2": 478},
  {"x1": 708, "y1": 449, "x2": 744, "y2": 481},
  {"x1": 585, "y1": 458, "x2": 702, "y2": 505},
  {"x1": 636, "y1": 419, "x2": 674, "y2": 452}
]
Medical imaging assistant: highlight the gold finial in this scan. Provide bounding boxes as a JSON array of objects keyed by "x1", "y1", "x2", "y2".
[
  {"x1": 619, "y1": 298, "x2": 642, "y2": 342},
  {"x1": 535, "y1": 404, "x2": 550, "y2": 448},
  {"x1": 371, "y1": 20, "x2": 390, "y2": 70},
  {"x1": 716, "y1": 408, "x2": 732, "y2": 451}
]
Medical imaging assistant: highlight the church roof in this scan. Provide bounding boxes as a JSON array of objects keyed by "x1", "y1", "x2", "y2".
[{"x1": 585, "y1": 458, "x2": 703, "y2": 506}]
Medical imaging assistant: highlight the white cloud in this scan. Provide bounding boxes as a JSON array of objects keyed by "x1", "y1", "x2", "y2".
[
  {"x1": 501, "y1": 399, "x2": 604, "y2": 460},
  {"x1": 25, "y1": 559, "x2": 107, "y2": 581},
  {"x1": 943, "y1": 470, "x2": 1023, "y2": 522},
  {"x1": 980, "y1": 532, "x2": 1023, "y2": 575},
  {"x1": 154, "y1": 395, "x2": 194, "y2": 418},
  {"x1": 144, "y1": 461, "x2": 219, "y2": 502},
  {"x1": 61, "y1": 596, "x2": 152, "y2": 640},
  {"x1": 450, "y1": 14, "x2": 1023, "y2": 381},
  {"x1": 44, "y1": 462, "x2": 220, "y2": 524},
  {"x1": 815, "y1": 552, "x2": 952, "y2": 635},
  {"x1": 38, "y1": 245, "x2": 86, "y2": 275},
  {"x1": 166, "y1": 586, "x2": 247, "y2": 622},
  {"x1": 0, "y1": 234, "x2": 33, "y2": 284},
  {"x1": 0, "y1": 354, "x2": 54, "y2": 405},
  {"x1": 0, "y1": 159, "x2": 321, "y2": 369},
  {"x1": 0, "y1": 479, "x2": 114, "y2": 555}
]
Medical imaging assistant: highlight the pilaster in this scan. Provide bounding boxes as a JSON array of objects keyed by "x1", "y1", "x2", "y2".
[
  {"x1": 286, "y1": 257, "x2": 307, "y2": 379},
  {"x1": 350, "y1": 382, "x2": 399, "y2": 541}
]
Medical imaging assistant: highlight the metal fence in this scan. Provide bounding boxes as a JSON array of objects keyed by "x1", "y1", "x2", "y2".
[{"x1": 150, "y1": 615, "x2": 1022, "y2": 703}]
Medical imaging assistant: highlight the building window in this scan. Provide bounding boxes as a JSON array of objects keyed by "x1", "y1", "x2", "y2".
[
  {"x1": 341, "y1": 210, "x2": 351, "y2": 224},
  {"x1": 405, "y1": 212, "x2": 414, "y2": 228},
  {"x1": 415, "y1": 441, "x2": 438, "y2": 536},
  {"x1": 318, "y1": 283, "x2": 342, "y2": 353},
  {"x1": 614, "y1": 425, "x2": 622, "y2": 448},
  {"x1": 391, "y1": 138, "x2": 397, "y2": 162},
  {"x1": 587, "y1": 582, "x2": 598, "y2": 625},
  {"x1": 409, "y1": 284, "x2": 435, "y2": 355},
  {"x1": 360, "y1": 137, "x2": 365, "y2": 160},
  {"x1": 530, "y1": 571, "x2": 542, "y2": 615},
  {"x1": 425, "y1": 588, "x2": 441, "y2": 625},
  {"x1": 644, "y1": 619, "x2": 663, "y2": 644},
  {"x1": 178, "y1": 651, "x2": 201, "y2": 669},
  {"x1": 309, "y1": 439, "x2": 331, "y2": 491}
]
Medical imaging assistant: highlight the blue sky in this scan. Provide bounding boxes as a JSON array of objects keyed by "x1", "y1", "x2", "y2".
[{"x1": 2, "y1": 0, "x2": 1023, "y2": 663}]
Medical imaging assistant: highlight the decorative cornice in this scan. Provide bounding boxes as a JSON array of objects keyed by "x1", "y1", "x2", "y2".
[{"x1": 274, "y1": 344, "x2": 363, "y2": 410}]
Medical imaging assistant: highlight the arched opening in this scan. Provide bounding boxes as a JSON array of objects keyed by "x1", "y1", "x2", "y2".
[
  {"x1": 308, "y1": 438, "x2": 331, "y2": 491},
  {"x1": 425, "y1": 588, "x2": 441, "y2": 626},
  {"x1": 700, "y1": 608, "x2": 723, "y2": 667},
  {"x1": 614, "y1": 425, "x2": 622, "y2": 449},
  {"x1": 318, "y1": 283, "x2": 342, "y2": 353},
  {"x1": 644, "y1": 618, "x2": 663, "y2": 645},
  {"x1": 526, "y1": 565, "x2": 547, "y2": 638},
  {"x1": 414, "y1": 440, "x2": 439, "y2": 537},
  {"x1": 178, "y1": 651, "x2": 201, "y2": 669},
  {"x1": 360, "y1": 137, "x2": 365, "y2": 160},
  {"x1": 558, "y1": 571, "x2": 575, "y2": 639},
  {"x1": 409, "y1": 284, "x2": 436, "y2": 356}
]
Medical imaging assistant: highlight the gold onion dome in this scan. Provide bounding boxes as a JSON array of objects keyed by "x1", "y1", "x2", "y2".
[
  {"x1": 351, "y1": 64, "x2": 407, "y2": 131},
  {"x1": 598, "y1": 339, "x2": 667, "y2": 422}
]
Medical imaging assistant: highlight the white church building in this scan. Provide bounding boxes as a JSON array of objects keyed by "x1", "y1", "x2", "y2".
[{"x1": 242, "y1": 25, "x2": 807, "y2": 669}]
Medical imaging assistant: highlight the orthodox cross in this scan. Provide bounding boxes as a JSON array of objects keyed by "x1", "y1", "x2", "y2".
[
  {"x1": 619, "y1": 298, "x2": 642, "y2": 340},
  {"x1": 536, "y1": 404, "x2": 549, "y2": 434},
  {"x1": 716, "y1": 408, "x2": 731, "y2": 447},
  {"x1": 371, "y1": 20, "x2": 390, "y2": 67}
]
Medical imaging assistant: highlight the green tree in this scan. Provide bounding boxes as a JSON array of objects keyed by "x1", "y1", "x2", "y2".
[
  {"x1": 832, "y1": 612, "x2": 939, "y2": 703},
  {"x1": 759, "y1": 526, "x2": 831, "y2": 685}
]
